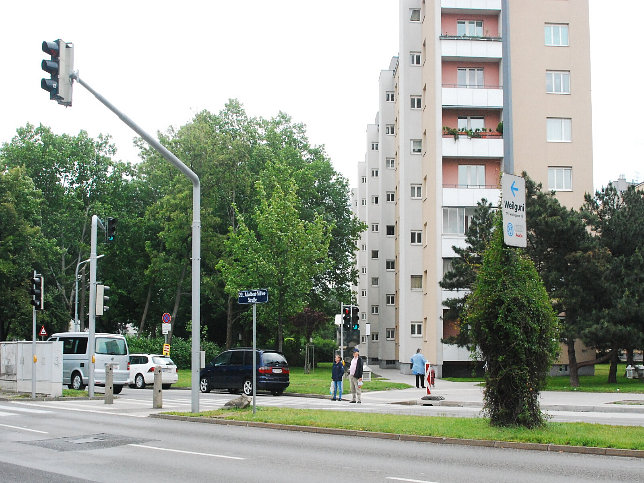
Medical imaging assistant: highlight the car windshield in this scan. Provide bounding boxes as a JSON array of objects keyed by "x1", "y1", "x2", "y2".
[
  {"x1": 262, "y1": 352, "x2": 287, "y2": 365},
  {"x1": 95, "y1": 337, "x2": 127, "y2": 355},
  {"x1": 152, "y1": 356, "x2": 174, "y2": 365}
]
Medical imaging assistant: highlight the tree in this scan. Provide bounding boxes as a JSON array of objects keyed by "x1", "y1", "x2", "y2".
[
  {"x1": 217, "y1": 161, "x2": 332, "y2": 351},
  {"x1": 465, "y1": 214, "x2": 559, "y2": 428}
]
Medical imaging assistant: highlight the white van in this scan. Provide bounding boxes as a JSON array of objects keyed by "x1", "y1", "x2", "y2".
[{"x1": 48, "y1": 332, "x2": 130, "y2": 394}]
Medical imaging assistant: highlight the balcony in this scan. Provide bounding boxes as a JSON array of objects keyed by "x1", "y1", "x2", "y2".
[
  {"x1": 442, "y1": 135, "x2": 503, "y2": 158},
  {"x1": 441, "y1": 0, "x2": 502, "y2": 13},
  {"x1": 442, "y1": 186, "x2": 500, "y2": 207},
  {"x1": 441, "y1": 37, "x2": 502, "y2": 60},
  {"x1": 442, "y1": 85, "x2": 503, "y2": 108}
]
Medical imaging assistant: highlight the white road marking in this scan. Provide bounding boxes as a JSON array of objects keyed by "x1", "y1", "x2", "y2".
[
  {"x1": 129, "y1": 443, "x2": 245, "y2": 460},
  {"x1": 386, "y1": 478, "x2": 438, "y2": 483},
  {"x1": 0, "y1": 423, "x2": 48, "y2": 434},
  {"x1": 0, "y1": 404, "x2": 51, "y2": 414}
]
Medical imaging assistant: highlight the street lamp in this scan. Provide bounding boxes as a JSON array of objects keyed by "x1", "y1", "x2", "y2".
[{"x1": 74, "y1": 254, "x2": 103, "y2": 331}]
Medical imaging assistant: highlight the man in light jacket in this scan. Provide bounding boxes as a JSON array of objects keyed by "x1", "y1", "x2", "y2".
[
  {"x1": 349, "y1": 347, "x2": 363, "y2": 403},
  {"x1": 411, "y1": 348, "x2": 427, "y2": 389}
]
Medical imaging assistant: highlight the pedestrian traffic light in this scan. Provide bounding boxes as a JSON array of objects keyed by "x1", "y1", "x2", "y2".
[
  {"x1": 30, "y1": 274, "x2": 44, "y2": 310},
  {"x1": 96, "y1": 284, "x2": 110, "y2": 316},
  {"x1": 106, "y1": 217, "x2": 117, "y2": 242},
  {"x1": 351, "y1": 306, "x2": 360, "y2": 331},
  {"x1": 41, "y1": 39, "x2": 74, "y2": 106},
  {"x1": 342, "y1": 307, "x2": 351, "y2": 330}
]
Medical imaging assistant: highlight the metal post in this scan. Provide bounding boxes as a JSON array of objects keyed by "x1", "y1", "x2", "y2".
[
  {"x1": 104, "y1": 364, "x2": 114, "y2": 404},
  {"x1": 88, "y1": 215, "x2": 100, "y2": 397},
  {"x1": 32, "y1": 283, "x2": 36, "y2": 398},
  {"x1": 153, "y1": 366, "x2": 162, "y2": 409},
  {"x1": 501, "y1": 0, "x2": 514, "y2": 174},
  {"x1": 252, "y1": 303, "x2": 257, "y2": 415},
  {"x1": 73, "y1": 73, "x2": 201, "y2": 414},
  {"x1": 75, "y1": 255, "x2": 102, "y2": 331}
]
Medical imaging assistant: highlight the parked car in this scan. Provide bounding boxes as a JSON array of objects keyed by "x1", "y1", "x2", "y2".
[
  {"x1": 49, "y1": 332, "x2": 129, "y2": 394},
  {"x1": 199, "y1": 348, "x2": 289, "y2": 396},
  {"x1": 128, "y1": 354, "x2": 178, "y2": 389}
]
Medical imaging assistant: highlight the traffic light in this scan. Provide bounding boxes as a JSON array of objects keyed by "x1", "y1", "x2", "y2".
[
  {"x1": 351, "y1": 306, "x2": 360, "y2": 331},
  {"x1": 96, "y1": 284, "x2": 110, "y2": 316},
  {"x1": 30, "y1": 274, "x2": 44, "y2": 310},
  {"x1": 41, "y1": 39, "x2": 74, "y2": 106},
  {"x1": 106, "y1": 217, "x2": 117, "y2": 242},
  {"x1": 342, "y1": 307, "x2": 351, "y2": 330}
]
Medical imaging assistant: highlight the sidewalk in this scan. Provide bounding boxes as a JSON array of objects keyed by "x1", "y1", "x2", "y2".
[{"x1": 370, "y1": 367, "x2": 644, "y2": 414}]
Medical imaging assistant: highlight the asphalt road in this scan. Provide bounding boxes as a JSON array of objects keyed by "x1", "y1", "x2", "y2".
[{"x1": 1, "y1": 399, "x2": 643, "y2": 483}]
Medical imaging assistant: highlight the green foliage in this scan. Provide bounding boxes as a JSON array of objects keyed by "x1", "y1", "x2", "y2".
[
  {"x1": 465, "y1": 214, "x2": 559, "y2": 427},
  {"x1": 125, "y1": 335, "x2": 221, "y2": 369}
]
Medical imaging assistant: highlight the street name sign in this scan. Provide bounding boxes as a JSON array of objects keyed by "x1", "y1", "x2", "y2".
[
  {"x1": 238, "y1": 289, "x2": 269, "y2": 304},
  {"x1": 502, "y1": 173, "x2": 527, "y2": 248}
]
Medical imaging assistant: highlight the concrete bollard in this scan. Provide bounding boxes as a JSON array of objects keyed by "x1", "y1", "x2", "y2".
[
  {"x1": 104, "y1": 364, "x2": 114, "y2": 404},
  {"x1": 153, "y1": 366, "x2": 162, "y2": 408}
]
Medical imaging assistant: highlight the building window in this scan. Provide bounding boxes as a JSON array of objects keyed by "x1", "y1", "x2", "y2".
[
  {"x1": 411, "y1": 322, "x2": 422, "y2": 337},
  {"x1": 372, "y1": 195, "x2": 379, "y2": 205},
  {"x1": 386, "y1": 259, "x2": 395, "y2": 271},
  {"x1": 361, "y1": 289, "x2": 367, "y2": 297},
  {"x1": 545, "y1": 23, "x2": 569, "y2": 46},
  {"x1": 386, "y1": 157, "x2": 395, "y2": 169},
  {"x1": 410, "y1": 184, "x2": 422, "y2": 199},
  {"x1": 386, "y1": 294, "x2": 395, "y2": 305},
  {"x1": 457, "y1": 20, "x2": 483, "y2": 37},
  {"x1": 361, "y1": 176, "x2": 367, "y2": 183},
  {"x1": 371, "y1": 223, "x2": 379, "y2": 232},
  {"x1": 361, "y1": 312, "x2": 367, "y2": 320},
  {"x1": 547, "y1": 118, "x2": 572, "y2": 142},
  {"x1": 371, "y1": 168, "x2": 379, "y2": 177},
  {"x1": 361, "y1": 243, "x2": 366, "y2": 251},
  {"x1": 548, "y1": 167, "x2": 572, "y2": 191},
  {"x1": 386, "y1": 328, "x2": 395, "y2": 340},
  {"x1": 386, "y1": 124, "x2": 395, "y2": 135},
  {"x1": 410, "y1": 51, "x2": 421, "y2": 65},
  {"x1": 371, "y1": 332, "x2": 379, "y2": 342},
  {"x1": 386, "y1": 191, "x2": 395, "y2": 202},
  {"x1": 443, "y1": 207, "x2": 476, "y2": 235},
  {"x1": 411, "y1": 139, "x2": 422, "y2": 154},
  {"x1": 458, "y1": 165, "x2": 486, "y2": 187},
  {"x1": 386, "y1": 225, "x2": 395, "y2": 236},
  {"x1": 361, "y1": 266, "x2": 367, "y2": 275},
  {"x1": 410, "y1": 8, "x2": 420, "y2": 22},
  {"x1": 371, "y1": 277, "x2": 379, "y2": 287},
  {"x1": 411, "y1": 275, "x2": 422, "y2": 291},
  {"x1": 443, "y1": 258, "x2": 454, "y2": 276},
  {"x1": 458, "y1": 116, "x2": 485, "y2": 131},
  {"x1": 386, "y1": 91, "x2": 395, "y2": 102},
  {"x1": 410, "y1": 95, "x2": 422, "y2": 109},
  {"x1": 361, "y1": 198, "x2": 366, "y2": 206},
  {"x1": 371, "y1": 142, "x2": 379, "y2": 150},
  {"x1": 371, "y1": 250, "x2": 379, "y2": 259},
  {"x1": 371, "y1": 305, "x2": 379, "y2": 315},
  {"x1": 457, "y1": 68, "x2": 484, "y2": 88},
  {"x1": 546, "y1": 71, "x2": 570, "y2": 94},
  {"x1": 411, "y1": 230, "x2": 422, "y2": 245},
  {"x1": 361, "y1": 335, "x2": 367, "y2": 344}
]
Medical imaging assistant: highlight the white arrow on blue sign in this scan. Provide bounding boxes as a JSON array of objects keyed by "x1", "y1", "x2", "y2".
[{"x1": 238, "y1": 289, "x2": 269, "y2": 304}]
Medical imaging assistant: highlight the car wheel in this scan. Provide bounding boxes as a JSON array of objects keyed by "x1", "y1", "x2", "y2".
[
  {"x1": 70, "y1": 371, "x2": 85, "y2": 391},
  {"x1": 162, "y1": 384, "x2": 171, "y2": 390},
  {"x1": 113, "y1": 385, "x2": 123, "y2": 395},
  {"x1": 271, "y1": 389, "x2": 284, "y2": 396},
  {"x1": 135, "y1": 373, "x2": 146, "y2": 389},
  {"x1": 242, "y1": 379, "x2": 253, "y2": 396},
  {"x1": 199, "y1": 377, "x2": 211, "y2": 393}
]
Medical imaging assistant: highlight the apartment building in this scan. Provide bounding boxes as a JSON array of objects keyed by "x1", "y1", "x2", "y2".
[{"x1": 356, "y1": 0, "x2": 593, "y2": 376}]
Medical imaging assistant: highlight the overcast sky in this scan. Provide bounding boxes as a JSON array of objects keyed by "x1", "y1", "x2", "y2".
[{"x1": 1, "y1": 0, "x2": 641, "y2": 191}]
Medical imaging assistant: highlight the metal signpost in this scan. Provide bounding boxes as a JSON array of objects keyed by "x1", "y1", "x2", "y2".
[
  {"x1": 502, "y1": 173, "x2": 527, "y2": 248},
  {"x1": 237, "y1": 289, "x2": 268, "y2": 414}
]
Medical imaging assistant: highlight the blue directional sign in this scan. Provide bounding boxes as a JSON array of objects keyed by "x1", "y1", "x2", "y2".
[
  {"x1": 238, "y1": 289, "x2": 269, "y2": 304},
  {"x1": 502, "y1": 173, "x2": 526, "y2": 248}
]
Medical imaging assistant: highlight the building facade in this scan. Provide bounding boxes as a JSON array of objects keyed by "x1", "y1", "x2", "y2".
[{"x1": 356, "y1": 0, "x2": 593, "y2": 376}]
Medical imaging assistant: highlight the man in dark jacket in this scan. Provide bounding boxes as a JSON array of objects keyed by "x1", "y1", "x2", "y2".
[
  {"x1": 331, "y1": 354, "x2": 344, "y2": 401},
  {"x1": 349, "y1": 347, "x2": 363, "y2": 403}
]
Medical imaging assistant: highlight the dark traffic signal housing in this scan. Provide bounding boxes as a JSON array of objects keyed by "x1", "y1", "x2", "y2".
[
  {"x1": 342, "y1": 306, "x2": 351, "y2": 330},
  {"x1": 106, "y1": 217, "x2": 117, "y2": 242},
  {"x1": 30, "y1": 274, "x2": 44, "y2": 310},
  {"x1": 41, "y1": 39, "x2": 74, "y2": 106},
  {"x1": 351, "y1": 306, "x2": 360, "y2": 331}
]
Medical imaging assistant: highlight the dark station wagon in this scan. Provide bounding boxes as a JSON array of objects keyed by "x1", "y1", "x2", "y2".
[{"x1": 199, "y1": 348, "x2": 289, "y2": 396}]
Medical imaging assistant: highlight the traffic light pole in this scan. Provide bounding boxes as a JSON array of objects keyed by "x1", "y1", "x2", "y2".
[
  {"x1": 88, "y1": 215, "x2": 103, "y2": 397},
  {"x1": 73, "y1": 73, "x2": 202, "y2": 413},
  {"x1": 32, "y1": 274, "x2": 36, "y2": 398}
]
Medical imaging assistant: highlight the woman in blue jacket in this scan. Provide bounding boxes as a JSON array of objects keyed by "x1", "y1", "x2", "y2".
[{"x1": 331, "y1": 354, "x2": 345, "y2": 401}]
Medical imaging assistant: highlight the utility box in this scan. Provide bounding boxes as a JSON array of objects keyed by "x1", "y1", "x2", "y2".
[{"x1": 0, "y1": 341, "x2": 63, "y2": 396}]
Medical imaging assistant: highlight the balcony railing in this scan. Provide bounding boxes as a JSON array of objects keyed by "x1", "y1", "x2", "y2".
[
  {"x1": 442, "y1": 183, "x2": 500, "y2": 189},
  {"x1": 439, "y1": 35, "x2": 501, "y2": 41},
  {"x1": 442, "y1": 83, "x2": 502, "y2": 89}
]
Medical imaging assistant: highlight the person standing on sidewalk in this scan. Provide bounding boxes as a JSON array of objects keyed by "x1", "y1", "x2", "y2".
[
  {"x1": 411, "y1": 348, "x2": 427, "y2": 389},
  {"x1": 331, "y1": 354, "x2": 344, "y2": 401},
  {"x1": 349, "y1": 347, "x2": 363, "y2": 403}
]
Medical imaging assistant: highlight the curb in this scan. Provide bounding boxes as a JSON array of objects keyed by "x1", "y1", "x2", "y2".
[{"x1": 150, "y1": 414, "x2": 644, "y2": 459}]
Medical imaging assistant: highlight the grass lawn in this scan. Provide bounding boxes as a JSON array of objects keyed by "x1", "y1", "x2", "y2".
[
  {"x1": 444, "y1": 363, "x2": 644, "y2": 393},
  {"x1": 169, "y1": 406, "x2": 644, "y2": 451},
  {"x1": 175, "y1": 363, "x2": 411, "y2": 393}
]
